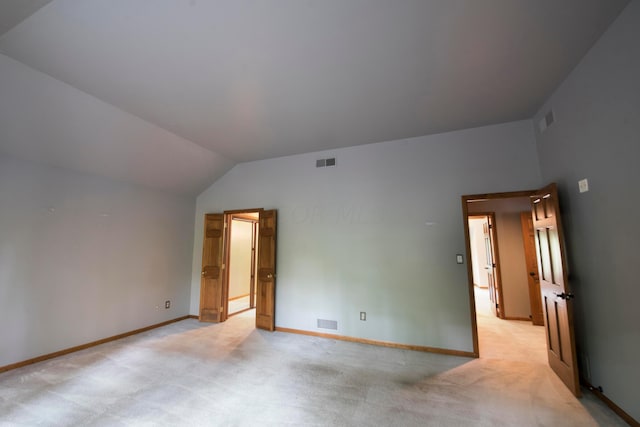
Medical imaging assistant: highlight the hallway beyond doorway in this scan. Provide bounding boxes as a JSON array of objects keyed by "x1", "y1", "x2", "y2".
[{"x1": 475, "y1": 287, "x2": 546, "y2": 363}]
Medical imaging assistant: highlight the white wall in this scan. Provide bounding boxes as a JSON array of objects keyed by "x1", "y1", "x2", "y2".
[
  {"x1": 533, "y1": 1, "x2": 639, "y2": 420},
  {"x1": 468, "y1": 218, "x2": 488, "y2": 288},
  {"x1": 0, "y1": 154, "x2": 195, "y2": 367},
  {"x1": 495, "y1": 212, "x2": 530, "y2": 319},
  {"x1": 190, "y1": 120, "x2": 541, "y2": 353}
]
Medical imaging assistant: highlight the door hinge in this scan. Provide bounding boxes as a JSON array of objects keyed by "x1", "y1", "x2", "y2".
[
  {"x1": 222, "y1": 264, "x2": 225, "y2": 270},
  {"x1": 220, "y1": 306, "x2": 224, "y2": 312}
]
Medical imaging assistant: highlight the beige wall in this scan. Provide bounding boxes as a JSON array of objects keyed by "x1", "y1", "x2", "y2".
[
  {"x1": 468, "y1": 218, "x2": 489, "y2": 288},
  {"x1": 468, "y1": 197, "x2": 531, "y2": 319},
  {"x1": 228, "y1": 220, "x2": 253, "y2": 299}
]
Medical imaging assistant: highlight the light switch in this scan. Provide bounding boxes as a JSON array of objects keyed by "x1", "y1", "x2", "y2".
[
  {"x1": 456, "y1": 254, "x2": 464, "y2": 264},
  {"x1": 578, "y1": 179, "x2": 589, "y2": 193}
]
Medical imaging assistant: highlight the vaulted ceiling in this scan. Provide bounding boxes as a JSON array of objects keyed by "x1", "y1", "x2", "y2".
[{"x1": 0, "y1": 0, "x2": 629, "y2": 195}]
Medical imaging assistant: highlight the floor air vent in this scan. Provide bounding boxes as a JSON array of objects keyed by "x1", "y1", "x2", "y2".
[{"x1": 317, "y1": 319, "x2": 338, "y2": 330}]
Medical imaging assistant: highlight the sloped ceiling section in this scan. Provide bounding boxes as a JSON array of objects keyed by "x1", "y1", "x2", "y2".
[
  {"x1": 0, "y1": 54, "x2": 233, "y2": 196},
  {"x1": 0, "y1": 0, "x2": 630, "y2": 195},
  {"x1": 0, "y1": 0, "x2": 52, "y2": 36}
]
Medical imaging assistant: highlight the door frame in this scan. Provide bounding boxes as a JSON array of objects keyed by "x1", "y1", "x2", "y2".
[{"x1": 462, "y1": 189, "x2": 538, "y2": 356}]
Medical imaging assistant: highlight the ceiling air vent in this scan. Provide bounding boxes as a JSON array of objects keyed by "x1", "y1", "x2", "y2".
[{"x1": 316, "y1": 157, "x2": 336, "y2": 168}]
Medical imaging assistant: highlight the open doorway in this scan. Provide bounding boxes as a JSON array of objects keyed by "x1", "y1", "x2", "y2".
[
  {"x1": 462, "y1": 191, "x2": 545, "y2": 360},
  {"x1": 463, "y1": 185, "x2": 581, "y2": 396},
  {"x1": 199, "y1": 208, "x2": 277, "y2": 331},
  {"x1": 225, "y1": 211, "x2": 259, "y2": 318},
  {"x1": 468, "y1": 213, "x2": 503, "y2": 319}
]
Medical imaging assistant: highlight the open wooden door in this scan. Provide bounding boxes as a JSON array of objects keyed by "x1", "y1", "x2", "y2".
[
  {"x1": 520, "y1": 212, "x2": 544, "y2": 326},
  {"x1": 199, "y1": 213, "x2": 225, "y2": 322},
  {"x1": 250, "y1": 220, "x2": 258, "y2": 309},
  {"x1": 256, "y1": 210, "x2": 276, "y2": 331},
  {"x1": 530, "y1": 183, "x2": 580, "y2": 396}
]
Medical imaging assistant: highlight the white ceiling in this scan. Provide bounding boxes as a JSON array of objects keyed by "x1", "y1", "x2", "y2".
[{"x1": 0, "y1": 0, "x2": 630, "y2": 195}]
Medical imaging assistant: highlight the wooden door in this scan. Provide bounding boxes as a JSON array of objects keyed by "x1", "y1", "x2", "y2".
[
  {"x1": 256, "y1": 210, "x2": 277, "y2": 331},
  {"x1": 199, "y1": 213, "x2": 225, "y2": 322},
  {"x1": 530, "y1": 183, "x2": 580, "y2": 396},
  {"x1": 520, "y1": 212, "x2": 544, "y2": 326},
  {"x1": 250, "y1": 221, "x2": 258, "y2": 309},
  {"x1": 484, "y1": 215, "x2": 502, "y2": 318}
]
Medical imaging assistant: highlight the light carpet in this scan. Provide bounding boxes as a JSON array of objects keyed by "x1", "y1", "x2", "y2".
[{"x1": 0, "y1": 301, "x2": 628, "y2": 426}]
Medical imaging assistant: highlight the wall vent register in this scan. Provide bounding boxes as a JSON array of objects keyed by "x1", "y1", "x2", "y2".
[
  {"x1": 316, "y1": 158, "x2": 336, "y2": 168},
  {"x1": 317, "y1": 319, "x2": 338, "y2": 330}
]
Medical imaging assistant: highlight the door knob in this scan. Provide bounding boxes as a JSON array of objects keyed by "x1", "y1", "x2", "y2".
[
  {"x1": 267, "y1": 273, "x2": 276, "y2": 279},
  {"x1": 201, "y1": 271, "x2": 205, "y2": 276},
  {"x1": 555, "y1": 292, "x2": 574, "y2": 300},
  {"x1": 529, "y1": 272, "x2": 536, "y2": 277}
]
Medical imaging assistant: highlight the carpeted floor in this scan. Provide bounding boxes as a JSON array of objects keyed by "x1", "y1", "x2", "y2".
[
  {"x1": 474, "y1": 287, "x2": 548, "y2": 363},
  {"x1": 0, "y1": 294, "x2": 628, "y2": 426}
]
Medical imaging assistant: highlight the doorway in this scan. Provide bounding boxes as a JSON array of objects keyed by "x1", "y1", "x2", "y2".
[
  {"x1": 466, "y1": 197, "x2": 542, "y2": 323},
  {"x1": 463, "y1": 185, "x2": 580, "y2": 397},
  {"x1": 199, "y1": 208, "x2": 277, "y2": 331},
  {"x1": 462, "y1": 191, "x2": 545, "y2": 358},
  {"x1": 225, "y1": 212, "x2": 259, "y2": 318}
]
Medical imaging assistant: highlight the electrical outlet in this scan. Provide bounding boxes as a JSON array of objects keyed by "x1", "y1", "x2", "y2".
[
  {"x1": 165, "y1": 300, "x2": 170, "y2": 309},
  {"x1": 360, "y1": 312, "x2": 366, "y2": 321}
]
